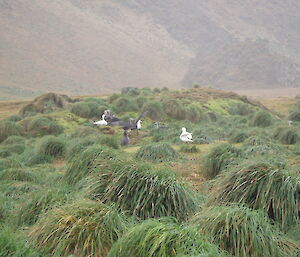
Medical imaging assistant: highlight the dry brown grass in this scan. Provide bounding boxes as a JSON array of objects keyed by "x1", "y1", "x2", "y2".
[{"x1": 0, "y1": 99, "x2": 29, "y2": 120}]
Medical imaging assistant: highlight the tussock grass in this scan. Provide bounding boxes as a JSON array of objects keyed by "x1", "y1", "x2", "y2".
[
  {"x1": 5, "y1": 114, "x2": 22, "y2": 122},
  {"x1": 203, "y1": 143, "x2": 241, "y2": 179},
  {"x1": 0, "y1": 157, "x2": 22, "y2": 172},
  {"x1": 27, "y1": 117, "x2": 63, "y2": 137},
  {"x1": 108, "y1": 218, "x2": 229, "y2": 257},
  {"x1": 142, "y1": 100, "x2": 163, "y2": 120},
  {"x1": 0, "y1": 144, "x2": 25, "y2": 156},
  {"x1": 15, "y1": 187, "x2": 71, "y2": 226},
  {"x1": 229, "y1": 131, "x2": 248, "y2": 143},
  {"x1": 93, "y1": 163, "x2": 198, "y2": 220},
  {"x1": 274, "y1": 126, "x2": 299, "y2": 144},
  {"x1": 180, "y1": 145, "x2": 199, "y2": 153},
  {"x1": 65, "y1": 145, "x2": 121, "y2": 184},
  {"x1": 163, "y1": 99, "x2": 186, "y2": 120},
  {"x1": 228, "y1": 103, "x2": 252, "y2": 116},
  {"x1": 30, "y1": 200, "x2": 130, "y2": 257},
  {"x1": 71, "y1": 125, "x2": 99, "y2": 137},
  {"x1": 185, "y1": 103, "x2": 206, "y2": 123},
  {"x1": 289, "y1": 110, "x2": 300, "y2": 121},
  {"x1": 0, "y1": 181, "x2": 41, "y2": 201},
  {"x1": 250, "y1": 111, "x2": 273, "y2": 127},
  {"x1": 0, "y1": 168, "x2": 39, "y2": 183},
  {"x1": 0, "y1": 225, "x2": 40, "y2": 257},
  {"x1": 25, "y1": 152, "x2": 53, "y2": 166},
  {"x1": 37, "y1": 135, "x2": 66, "y2": 158},
  {"x1": 70, "y1": 101, "x2": 91, "y2": 118},
  {"x1": 135, "y1": 143, "x2": 179, "y2": 162},
  {"x1": 113, "y1": 96, "x2": 138, "y2": 113},
  {"x1": 211, "y1": 161, "x2": 299, "y2": 230},
  {"x1": 2, "y1": 136, "x2": 25, "y2": 145},
  {"x1": 0, "y1": 121, "x2": 24, "y2": 143},
  {"x1": 192, "y1": 204, "x2": 298, "y2": 257}
]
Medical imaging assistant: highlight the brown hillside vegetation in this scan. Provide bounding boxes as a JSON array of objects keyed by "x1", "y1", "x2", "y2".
[{"x1": 1, "y1": 0, "x2": 300, "y2": 98}]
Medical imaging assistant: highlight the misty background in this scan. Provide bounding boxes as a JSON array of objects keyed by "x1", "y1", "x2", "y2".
[{"x1": 1, "y1": 0, "x2": 300, "y2": 99}]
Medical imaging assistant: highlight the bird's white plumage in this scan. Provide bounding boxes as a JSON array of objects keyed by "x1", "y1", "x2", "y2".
[
  {"x1": 180, "y1": 127, "x2": 193, "y2": 142},
  {"x1": 93, "y1": 114, "x2": 108, "y2": 126},
  {"x1": 136, "y1": 120, "x2": 142, "y2": 130}
]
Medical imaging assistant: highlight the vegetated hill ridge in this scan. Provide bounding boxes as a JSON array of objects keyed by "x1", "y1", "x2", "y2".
[{"x1": 1, "y1": 0, "x2": 300, "y2": 99}]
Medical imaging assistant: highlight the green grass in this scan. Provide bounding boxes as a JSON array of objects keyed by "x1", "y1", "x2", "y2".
[
  {"x1": 273, "y1": 126, "x2": 299, "y2": 144},
  {"x1": 15, "y1": 187, "x2": 71, "y2": 226},
  {"x1": 211, "y1": 161, "x2": 299, "y2": 231},
  {"x1": 0, "y1": 225, "x2": 41, "y2": 257},
  {"x1": 0, "y1": 121, "x2": 24, "y2": 143},
  {"x1": 36, "y1": 135, "x2": 66, "y2": 158},
  {"x1": 179, "y1": 145, "x2": 199, "y2": 153},
  {"x1": 135, "y1": 142, "x2": 179, "y2": 162},
  {"x1": 92, "y1": 163, "x2": 199, "y2": 220},
  {"x1": 192, "y1": 204, "x2": 298, "y2": 257},
  {"x1": 203, "y1": 143, "x2": 241, "y2": 179},
  {"x1": 27, "y1": 116, "x2": 63, "y2": 137},
  {"x1": 108, "y1": 218, "x2": 229, "y2": 257},
  {"x1": 30, "y1": 199, "x2": 131, "y2": 256},
  {"x1": 65, "y1": 145, "x2": 122, "y2": 184},
  {"x1": 250, "y1": 111, "x2": 273, "y2": 127}
]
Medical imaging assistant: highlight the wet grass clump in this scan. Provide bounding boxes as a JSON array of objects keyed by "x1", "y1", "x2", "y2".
[
  {"x1": 250, "y1": 111, "x2": 273, "y2": 127},
  {"x1": 273, "y1": 127, "x2": 299, "y2": 145},
  {"x1": 27, "y1": 117, "x2": 63, "y2": 137},
  {"x1": 192, "y1": 204, "x2": 298, "y2": 257},
  {"x1": 37, "y1": 136, "x2": 66, "y2": 158},
  {"x1": 203, "y1": 143, "x2": 241, "y2": 179},
  {"x1": 65, "y1": 145, "x2": 121, "y2": 184},
  {"x1": 30, "y1": 200, "x2": 130, "y2": 257},
  {"x1": 108, "y1": 218, "x2": 229, "y2": 257},
  {"x1": 0, "y1": 121, "x2": 24, "y2": 143},
  {"x1": 212, "y1": 161, "x2": 299, "y2": 230},
  {"x1": 93, "y1": 163, "x2": 198, "y2": 221},
  {"x1": 135, "y1": 143, "x2": 179, "y2": 162}
]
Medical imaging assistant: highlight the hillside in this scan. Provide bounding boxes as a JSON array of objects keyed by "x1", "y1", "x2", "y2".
[
  {"x1": 1, "y1": 0, "x2": 300, "y2": 99},
  {"x1": 0, "y1": 88, "x2": 299, "y2": 256}
]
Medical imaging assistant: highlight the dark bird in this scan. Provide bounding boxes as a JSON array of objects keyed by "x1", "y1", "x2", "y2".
[
  {"x1": 103, "y1": 109, "x2": 121, "y2": 123},
  {"x1": 120, "y1": 129, "x2": 129, "y2": 146},
  {"x1": 109, "y1": 111, "x2": 148, "y2": 130}
]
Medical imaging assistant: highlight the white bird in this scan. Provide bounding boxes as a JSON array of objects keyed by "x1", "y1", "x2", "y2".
[
  {"x1": 93, "y1": 114, "x2": 107, "y2": 126},
  {"x1": 288, "y1": 120, "x2": 293, "y2": 127},
  {"x1": 180, "y1": 127, "x2": 193, "y2": 142},
  {"x1": 136, "y1": 120, "x2": 142, "y2": 130}
]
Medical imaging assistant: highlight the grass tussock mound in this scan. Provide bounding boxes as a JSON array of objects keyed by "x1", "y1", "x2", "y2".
[
  {"x1": 141, "y1": 100, "x2": 163, "y2": 120},
  {"x1": 108, "y1": 219, "x2": 228, "y2": 257},
  {"x1": 70, "y1": 102, "x2": 92, "y2": 118},
  {"x1": 2, "y1": 136, "x2": 25, "y2": 145},
  {"x1": 27, "y1": 117, "x2": 63, "y2": 137},
  {"x1": 250, "y1": 111, "x2": 273, "y2": 127},
  {"x1": 163, "y1": 99, "x2": 186, "y2": 120},
  {"x1": 113, "y1": 96, "x2": 138, "y2": 113},
  {"x1": 0, "y1": 168, "x2": 38, "y2": 183},
  {"x1": 30, "y1": 200, "x2": 130, "y2": 257},
  {"x1": 203, "y1": 143, "x2": 241, "y2": 179},
  {"x1": 20, "y1": 92, "x2": 71, "y2": 117},
  {"x1": 92, "y1": 164, "x2": 198, "y2": 220},
  {"x1": 229, "y1": 131, "x2": 249, "y2": 143},
  {"x1": 212, "y1": 162, "x2": 299, "y2": 230},
  {"x1": 192, "y1": 205, "x2": 298, "y2": 257},
  {"x1": 0, "y1": 121, "x2": 24, "y2": 143},
  {"x1": 15, "y1": 188, "x2": 70, "y2": 226},
  {"x1": 180, "y1": 145, "x2": 199, "y2": 153},
  {"x1": 65, "y1": 145, "x2": 121, "y2": 184},
  {"x1": 288, "y1": 110, "x2": 300, "y2": 121},
  {"x1": 273, "y1": 127, "x2": 299, "y2": 145},
  {"x1": 135, "y1": 143, "x2": 179, "y2": 162},
  {"x1": 37, "y1": 136, "x2": 66, "y2": 158},
  {"x1": 0, "y1": 225, "x2": 40, "y2": 257},
  {"x1": 0, "y1": 157, "x2": 22, "y2": 172}
]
